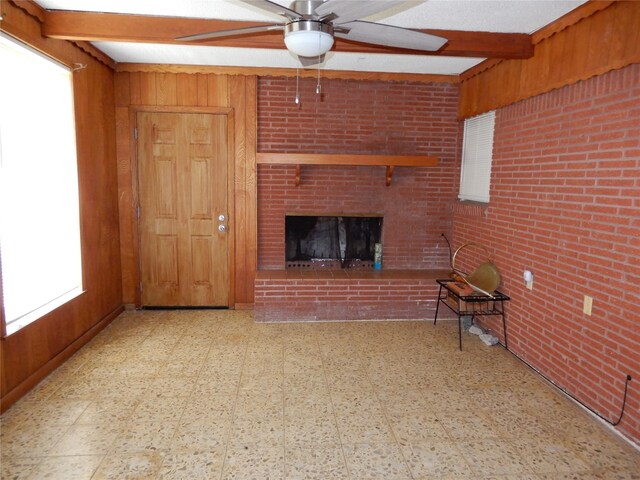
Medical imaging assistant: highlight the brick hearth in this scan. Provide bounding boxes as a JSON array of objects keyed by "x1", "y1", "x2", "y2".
[{"x1": 255, "y1": 269, "x2": 450, "y2": 322}]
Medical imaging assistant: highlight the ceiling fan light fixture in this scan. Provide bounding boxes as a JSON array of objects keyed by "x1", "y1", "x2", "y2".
[{"x1": 284, "y1": 20, "x2": 334, "y2": 58}]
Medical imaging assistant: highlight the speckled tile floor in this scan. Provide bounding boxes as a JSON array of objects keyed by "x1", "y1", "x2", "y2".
[{"x1": 1, "y1": 310, "x2": 639, "y2": 480}]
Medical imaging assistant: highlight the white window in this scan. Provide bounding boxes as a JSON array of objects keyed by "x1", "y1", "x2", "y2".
[
  {"x1": 0, "y1": 34, "x2": 83, "y2": 336},
  {"x1": 459, "y1": 110, "x2": 496, "y2": 203}
]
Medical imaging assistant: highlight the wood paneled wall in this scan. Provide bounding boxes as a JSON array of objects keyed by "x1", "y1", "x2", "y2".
[
  {"x1": 0, "y1": 2, "x2": 122, "y2": 410},
  {"x1": 114, "y1": 71, "x2": 257, "y2": 307},
  {"x1": 230, "y1": 77, "x2": 258, "y2": 306},
  {"x1": 459, "y1": 1, "x2": 640, "y2": 118}
]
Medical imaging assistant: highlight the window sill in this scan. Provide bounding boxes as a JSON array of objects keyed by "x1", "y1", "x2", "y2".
[
  {"x1": 4, "y1": 287, "x2": 85, "y2": 337},
  {"x1": 457, "y1": 198, "x2": 489, "y2": 206}
]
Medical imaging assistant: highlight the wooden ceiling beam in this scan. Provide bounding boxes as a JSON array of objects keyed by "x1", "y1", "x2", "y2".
[{"x1": 42, "y1": 11, "x2": 533, "y2": 59}]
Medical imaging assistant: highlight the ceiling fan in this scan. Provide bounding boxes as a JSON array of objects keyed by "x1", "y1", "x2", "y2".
[{"x1": 178, "y1": 0, "x2": 448, "y2": 66}]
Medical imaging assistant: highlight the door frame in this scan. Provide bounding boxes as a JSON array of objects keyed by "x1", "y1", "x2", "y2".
[{"x1": 129, "y1": 106, "x2": 236, "y2": 308}]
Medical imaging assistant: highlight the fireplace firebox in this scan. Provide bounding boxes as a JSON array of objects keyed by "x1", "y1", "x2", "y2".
[{"x1": 285, "y1": 215, "x2": 383, "y2": 269}]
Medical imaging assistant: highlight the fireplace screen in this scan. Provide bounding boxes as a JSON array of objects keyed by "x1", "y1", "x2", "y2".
[{"x1": 285, "y1": 215, "x2": 383, "y2": 269}]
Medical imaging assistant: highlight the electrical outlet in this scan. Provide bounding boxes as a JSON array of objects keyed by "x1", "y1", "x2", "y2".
[
  {"x1": 523, "y1": 270, "x2": 534, "y2": 290},
  {"x1": 583, "y1": 295, "x2": 593, "y2": 315}
]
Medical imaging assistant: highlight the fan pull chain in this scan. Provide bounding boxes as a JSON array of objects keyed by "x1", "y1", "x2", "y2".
[
  {"x1": 316, "y1": 32, "x2": 322, "y2": 95},
  {"x1": 316, "y1": 62, "x2": 321, "y2": 95},
  {"x1": 294, "y1": 65, "x2": 300, "y2": 105}
]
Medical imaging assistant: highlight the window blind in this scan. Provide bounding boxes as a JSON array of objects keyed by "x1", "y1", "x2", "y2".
[{"x1": 459, "y1": 110, "x2": 496, "y2": 203}]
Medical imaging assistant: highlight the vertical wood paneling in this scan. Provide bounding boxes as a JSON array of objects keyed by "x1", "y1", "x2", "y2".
[
  {"x1": 570, "y1": 19, "x2": 590, "y2": 80},
  {"x1": 547, "y1": 33, "x2": 566, "y2": 87},
  {"x1": 506, "y1": 60, "x2": 523, "y2": 104},
  {"x1": 243, "y1": 77, "x2": 258, "y2": 304},
  {"x1": 532, "y1": 39, "x2": 550, "y2": 93},
  {"x1": 197, "y1": 74, "x2": 209, "y2": 106},
  {"x1": 612, "y1": 6, "x2": 635, "y2": 60},
  {"x1": 0, "y1": 256, "x2": 6, "y2": 392},
  {"x1": 586, "y1": 8, "x2": 613, "y2": 72},
  {"x1": 129, "y1": 72, "x2": 142, "y2": 104},
  {"x1": 114, "y1": 72, "x2": 130, "y2": 107},
  {"x1": 139, "y1": 72, "x2": 157, "y2": 105},
  {"x1": 177, "y1": 73, "x2": 198, "y2": 106},
  {"x1": 208, "y1": 75, "x2": 229, "y2": 107},
  {"x1": 459, "y1": 1, "x2": 640, "y2": 118},
  {"x1": 115, "y1": 71, "x2": 257, "y2": 307},
  {"x1": 0, "y1": 341, "x2": 5, "y2": 396},
  {"x1": 622, "y1": 5, "x2": 640, "y2": 59},
  {"x1": 115, "y1": 102, "x2": 135, "y2": 305},
  {"x1": 156, "y1": 73, "x2": 177, "y2": 105},
  {"x1": 230, "y1": 77, "x2": 247, "y2": 304}
]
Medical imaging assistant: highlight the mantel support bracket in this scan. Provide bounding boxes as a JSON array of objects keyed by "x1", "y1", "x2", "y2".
[
  {"x1": 385, "y1": 166, "x2": 394, "y2": 186},
  {"x1": 295, "y1": 164, "x2": 301, "y2": 186}
]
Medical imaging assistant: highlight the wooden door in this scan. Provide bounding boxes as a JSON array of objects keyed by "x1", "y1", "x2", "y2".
[{"x1": 138, "y1": 112, "x2": 229, "y2": 306}]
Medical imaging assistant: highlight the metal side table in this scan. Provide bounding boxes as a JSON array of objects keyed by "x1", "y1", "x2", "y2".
[{"x1": 433, "y1": 279, "x2": 510, "y2": 350}]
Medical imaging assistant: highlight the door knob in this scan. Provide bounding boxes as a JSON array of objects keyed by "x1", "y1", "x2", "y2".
[
  {"x1": 218, "y1": 214, "x2": 226, "y2": 221},
  {"x1": 218, "y1": 224, "x2": 226, "y2": 232}
]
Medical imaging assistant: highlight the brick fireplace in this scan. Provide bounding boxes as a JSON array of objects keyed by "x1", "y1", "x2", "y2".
[{"x1": 255, "y1": 77, "x2": 460, "y2": 321}]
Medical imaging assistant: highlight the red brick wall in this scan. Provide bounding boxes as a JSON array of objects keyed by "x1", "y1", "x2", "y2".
[
  {"x1": 254, "y1": 274, "x2": 441, "y2": 322},
  {"x1": 257, "y1": 77, "x2": 459, "y2": 270},
  {"x1": 454, "y1": 64, "x2": 640, "y2": 443}
]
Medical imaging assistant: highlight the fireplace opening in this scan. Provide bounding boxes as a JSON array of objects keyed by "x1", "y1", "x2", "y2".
[{"x1": 285, "y1": 215, "x2": 383, "y2": 269}]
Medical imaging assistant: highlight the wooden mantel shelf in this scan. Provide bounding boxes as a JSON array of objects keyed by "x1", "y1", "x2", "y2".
[
  {"x1": 256, "y1": 153, "x2": 439, "y2": 186},
  {"x1": 256, "y1": 152, "x2": 438, "y2": 166}
]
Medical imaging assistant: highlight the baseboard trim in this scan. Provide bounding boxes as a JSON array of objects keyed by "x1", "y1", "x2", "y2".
[
  {"x1": 234, "y1": 303, "x2": 254, "y2": 310},
  {"x1": 0, "y1": 305, "x2": 124, "y2": 413}
]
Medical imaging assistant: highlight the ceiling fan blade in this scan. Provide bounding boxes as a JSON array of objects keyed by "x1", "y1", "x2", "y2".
[
  {"x1": 335, "y1": 21, "x2": 447, "y2": 51},
  {"x1": 177, "y1": 24, "x2": 283, "y2": 42},
  {"x1": 298, "y1": 54, "x2": 326, "y2": 67},
  {"x1": 237, "y1": 0, "x2": 303, "y2": 20},
  {"x1": 314, "y1": 0, "x2": 405, "y2": 24}
]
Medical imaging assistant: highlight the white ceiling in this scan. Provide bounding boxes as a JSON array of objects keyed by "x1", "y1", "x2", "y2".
[{"x1": 33, "y1": 0, "x2": 587, "y2": 75}]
